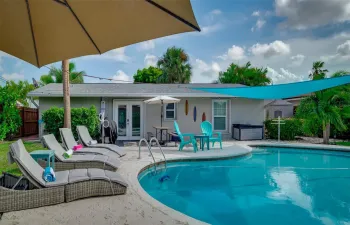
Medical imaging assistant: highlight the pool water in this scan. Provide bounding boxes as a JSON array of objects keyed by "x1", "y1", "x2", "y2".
[{"x1": 138, "y1": 148, "x2": 350, "y2": 225}]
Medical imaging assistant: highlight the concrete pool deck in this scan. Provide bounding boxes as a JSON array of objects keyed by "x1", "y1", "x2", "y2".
[{"x1": 2, "y1": 141, "x2": 350, "y2": 225}]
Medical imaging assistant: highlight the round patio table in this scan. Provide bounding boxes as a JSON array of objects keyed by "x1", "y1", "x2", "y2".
[{"x1": 194, "y1": 135, "x2": 210, "y2": 151}]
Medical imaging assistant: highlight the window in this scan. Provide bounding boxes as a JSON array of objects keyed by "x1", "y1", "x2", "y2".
[
  {"x1": 213, "y1": 100, "x2": 227, "y2": 131},
  {"x1": 274, "y1": 110, "x2": 282, "y2": 118},
  {"x1": 164, "y1": 103, "x2": 176, "y2": 120}
]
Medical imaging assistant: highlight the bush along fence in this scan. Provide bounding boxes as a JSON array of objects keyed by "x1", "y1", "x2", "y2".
[
  {"x1": 264, "y1": 118, "x2": 303, "y2": 141},
  {"x1": 42, "y1": 106, "x2": 100, "y2": 141}
]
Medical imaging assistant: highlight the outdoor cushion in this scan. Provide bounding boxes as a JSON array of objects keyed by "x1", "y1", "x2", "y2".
[
  {"x1": 88, "y1": 168, "x2": 109, "y2": 180},
  {"x1": 76, "y1": 126, "x2": 126, "y2": 157},
  {"x1": 68, "y1": 169, "x2": 90, "y2": 183},
  {"x1": 105, "y1": 170, "x2": 128, "y2": 187},
  {"x1": 10, "y1": 140, "x2": 46, "y2": 187},
  {"x1": 43, "y1": 134, "x2": 122, "y2": 168},
  {"x1": 45, "y1": 170, "x2": 69, "y2": 187}
]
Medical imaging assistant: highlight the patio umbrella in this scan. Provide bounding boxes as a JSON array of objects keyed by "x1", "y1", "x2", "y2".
[
  {"x1": 144, "y1": 96, "x2": 180, "y2": 127},
  {"x1": 0, "y1": 0, "x2": 200, "y2": 67}
]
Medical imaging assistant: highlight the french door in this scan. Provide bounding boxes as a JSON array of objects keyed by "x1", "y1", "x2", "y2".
[{"x1": 113, "y1": 101, "x2": 143, "y2": 140}]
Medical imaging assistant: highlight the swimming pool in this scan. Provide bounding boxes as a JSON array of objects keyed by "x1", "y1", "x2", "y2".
[{"x1": 138, "y1": 147, "x2": 350, "y2": 225}]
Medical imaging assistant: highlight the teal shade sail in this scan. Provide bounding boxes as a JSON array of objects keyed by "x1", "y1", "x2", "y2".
[{"x1": 193, "y1": 76, "x2": 350, "y2": 99}]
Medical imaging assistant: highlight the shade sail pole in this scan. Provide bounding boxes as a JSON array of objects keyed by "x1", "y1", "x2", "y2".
[{"x1": 62, "y1": 59, "x2": 71, "y2": 128}]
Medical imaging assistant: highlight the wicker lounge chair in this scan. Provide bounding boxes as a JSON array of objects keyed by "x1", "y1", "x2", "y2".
[
  {"x1": 60, "y1": 128, "x2": 125, "y2": 158},
  {"x1": 42, "y1": 134, "x2": 121, "y2": 172},
  {"x1": 77, "y1": 125, "x2": 125, "y2": 157},
  {"x1": 1, "y1": 140, "x2": 127, "y2": 212}
]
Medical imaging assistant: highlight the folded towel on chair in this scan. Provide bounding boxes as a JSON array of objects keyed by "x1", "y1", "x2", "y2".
[
  {"x1": 73, "y1": 144, "x2": 83, "y2": 151},
  {"x1": 63, "y1": 149, "x2": 73, "y2": 159},
  {"x1": 89, "y1": 140, "x2": 98, "y2": 145},
  {"x1": 43, "y1": 167, "x2": 56, "y2": 182}
]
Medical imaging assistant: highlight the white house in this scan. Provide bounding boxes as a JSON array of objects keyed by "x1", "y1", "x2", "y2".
[{"x1": 28, "y1": 83, "x2": 266, "y2": 140}]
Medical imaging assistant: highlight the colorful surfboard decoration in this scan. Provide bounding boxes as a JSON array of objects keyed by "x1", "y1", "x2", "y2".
[
  {"x1": 202, "y1": 112, "x2": 206, "y2": 122},
  {"x1": 185, "y1": 100, "x2": 189, "y2": 115},
  {"x1": 193, "y1": 106, "x2": 197, "y2": 122}
]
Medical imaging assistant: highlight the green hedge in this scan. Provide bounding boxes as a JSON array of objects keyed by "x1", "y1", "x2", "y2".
[
  {"x1": 42, "y1": 106, "x2": 100, "y2": 141},
  {"x1": 264, "y1": 118, "x2": 303, "y2": 140}
]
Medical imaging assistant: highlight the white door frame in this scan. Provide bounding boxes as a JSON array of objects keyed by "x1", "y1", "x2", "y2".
[
  {"x1": 113, "y1": 100, "x2": 144, "y2": 140},
  {"x1": 212, "y1": 99, "x2": 229, "y2": 132}
]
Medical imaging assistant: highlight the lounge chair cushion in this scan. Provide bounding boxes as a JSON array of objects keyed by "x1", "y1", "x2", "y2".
[
  {"x1": 77, "y1": 126, "x2": 126, "y2": 157},
  {"x1": 42, "y1": 134, "x2": 121, "y2": 168},
  {"x1": 105, "y1": 170, "x2": 128, "y2": 187},
  {"x1": 45, "y1": 170, "x2": 69, "y2": 187},
  {"x1": 68, "y1": 169, "x2": 90, "y2": 183},
  {"x1": 60, "y1": 128, "x2": 79, "y2": 149}
]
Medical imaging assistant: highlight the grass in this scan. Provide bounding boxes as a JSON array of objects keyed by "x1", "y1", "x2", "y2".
[
  {"x1": 335, "y1": 141, "x2": 350, "y2": 147},
  {"x1": 0, "y1": 141, "x2": 45, "y2": 176}
]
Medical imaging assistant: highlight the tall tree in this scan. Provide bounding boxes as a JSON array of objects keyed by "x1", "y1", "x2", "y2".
[
  {"x1": 0, "y1": 83, "x2": 22, "y2": 140},
  {"x1": 133, "y1": 66, "x2": 163, "y2": 83},
  {"x1": 309, "y1": 61, "x2": 328, "y2": 80},
  {"x1": 157, "y1": 47, "x2": 192, "y2": 83},
  {"x1": 6, "y1": 80, "x2": 36, "y2": 107},
  {"x1": 62, "y1": 59, "x2": 71, "y2": 128},
  {"x1": 218, "y1": 62, "x2": 271, "y2": 86},
  {"x1": 40, "y1": 62, "x2": 85, "y2": 86}
]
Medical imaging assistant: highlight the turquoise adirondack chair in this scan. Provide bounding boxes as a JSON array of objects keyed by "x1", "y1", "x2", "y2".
[
  {"x1": 174, "y1": 121, "x2": 198, "y2": 152},
  {"x1": 201, "y1": 121, "x2": 222, "y2": 149}
]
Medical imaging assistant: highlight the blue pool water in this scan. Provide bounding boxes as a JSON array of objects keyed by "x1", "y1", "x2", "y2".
[{"x1": 138, "y1": 148, "x2": 350, "y2": 225}]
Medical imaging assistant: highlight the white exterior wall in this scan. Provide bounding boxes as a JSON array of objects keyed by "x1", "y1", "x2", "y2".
[
  {"x1": 38, "y1": 97, "x2": 265, "y2": 139},
  {"x1": 266, "y1": 105, "x2": 294, "y2": 119},
  {"x1": 231, "y1": 98, "x2": 265, "y2": 126}
]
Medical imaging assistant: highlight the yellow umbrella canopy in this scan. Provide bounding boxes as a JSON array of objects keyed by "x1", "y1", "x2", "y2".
[{"x1": 0, "y1": 0, "x2": 200, "y2": 67}]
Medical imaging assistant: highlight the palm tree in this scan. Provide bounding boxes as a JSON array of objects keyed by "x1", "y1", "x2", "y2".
[
  {"x1": 296, "y1": 87, "x2": 350, "y2": 144},
  {"x1": 309, "y1": 61, "x2": 328, "y2": 80},
  {"x1": 40, "y1": 62, "x2": 85, "y2": 86},
  {"x1": 157, "y1": 47, "x2": 192, "y2": 83},
  {"x1": 62, "y1": 59, "x2": 71, "y2": 129}
]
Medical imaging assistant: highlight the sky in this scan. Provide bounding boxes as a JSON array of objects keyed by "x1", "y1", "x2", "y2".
[{"x1": 1, "y1": 0, "x2": 350, "y2": 85}]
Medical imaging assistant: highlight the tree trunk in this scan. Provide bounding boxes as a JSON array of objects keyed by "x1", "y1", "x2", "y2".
[
  {"x1": 62, "y1": 59, "x2": 71, "y2": 128},
  {"x1": 322, "y1": 122, "x2": 330, "y2": 144}
]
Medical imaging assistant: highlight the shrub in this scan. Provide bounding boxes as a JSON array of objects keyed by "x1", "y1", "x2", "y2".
[
  {"x1": 42, "y1": 106, "x2": 100, "y2": 141},
  {"x1": 264, "y1": 118, "x2": 303, "y2": 140},
  {"x1": 0, "y1": 84, "x2": 22, "y2": 141}
]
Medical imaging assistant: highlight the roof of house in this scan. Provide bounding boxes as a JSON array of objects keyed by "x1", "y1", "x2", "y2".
[
  {"x1": 264, "y1": 99, "x2": 292, "y2": 108},
  {"x1": 270, "y1": 100, "x2": 293, "y2": 106},
  {"x1": 28, "y1": 83, "x2": 245, "y2": 98}
]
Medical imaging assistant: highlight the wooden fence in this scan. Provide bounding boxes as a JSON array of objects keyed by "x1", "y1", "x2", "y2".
[{"x1": 0, "y1": 105, "x2": 39, "y2": 138}]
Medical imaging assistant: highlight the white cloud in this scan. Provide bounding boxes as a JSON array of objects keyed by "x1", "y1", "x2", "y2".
[
  {"x1": 137, "y1": 40, "x2": 155, "y2": 51},
  {"x1": 337, "y1": 40, "x2": 350, "y2": 56},
  {"x1": 218, "y1": 45, "x2": 246, "y2": 61},
  {"x1": 144, "y1": 54, "x2": 158, "y2": 67},
  {"x1": 250, "y1": 40, "x2": 291, "y2": 58},
  {"x1": 111, "y1": 70, "x2": 133, "y2": 83},
  {"x1": 2, "y1": 73, "x2": 24, "y2": 81},
  {"x1": 199, "y1": 23, "x2": 223, "y2": 35},
  {"x1": 290, "y1": 54, "x2": 305, "y2": 67},
  {"x1": 320, "y1": 40, "x2": 350, "y2": 63},
  {"x1": 267, "y1": 67, "x2": 302, "y2": 84},
  {"x1": 275, "y1": 0, "x2": 350, "y2": 30},
  {"x1": 252, "y1": 11, "x2": 260, "y2": 17},
  {"x1": 83, "y1": 47, "x2": 130, "y2": 63},
  {"x1": 192, "y1": 59, "x2": 221, "y2": 83},
  {"x1": 251, "y1": 19, "x2": 266, "y2": 32},
  {"x1": 210, "y1": 9, "x2": 222, "y2": 15}
]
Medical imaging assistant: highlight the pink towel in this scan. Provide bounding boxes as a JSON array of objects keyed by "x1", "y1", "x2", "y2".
[{"x1": 73, "y1": 144, "x2": 83, "y2": 151}]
